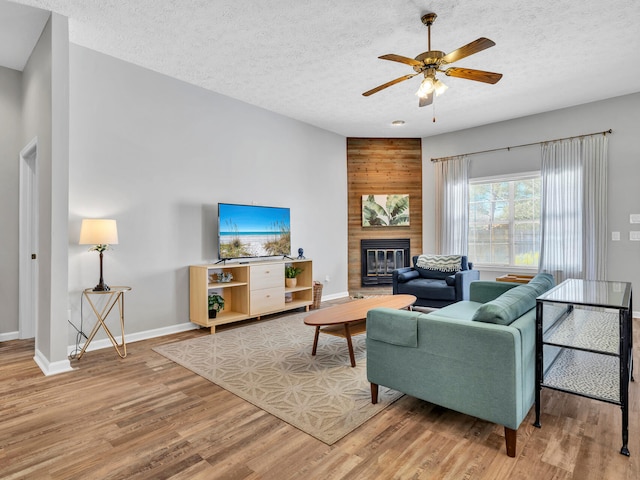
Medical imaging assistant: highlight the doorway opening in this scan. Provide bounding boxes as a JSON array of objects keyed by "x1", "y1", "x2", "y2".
[{"x1": 19, "y1": 138, "x2": 38, "y2": 340}]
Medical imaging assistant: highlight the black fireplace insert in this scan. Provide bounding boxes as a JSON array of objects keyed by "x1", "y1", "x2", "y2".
[{"x1": 360, "y1": 238, "x2": 410, "y2": 286}]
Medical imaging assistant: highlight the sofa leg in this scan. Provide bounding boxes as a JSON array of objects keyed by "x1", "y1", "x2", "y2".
[
  {"x1": 371, "y1": 383, "x2": 378, "y2": 404},
  {"x1": 504, "y1": 427, "x2": 517, "y2": 457}
]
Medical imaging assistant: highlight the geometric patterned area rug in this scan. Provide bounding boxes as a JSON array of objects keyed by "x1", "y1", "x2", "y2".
[{"x1": 153, "y1": 311, "x2": 403, "y2": 445}]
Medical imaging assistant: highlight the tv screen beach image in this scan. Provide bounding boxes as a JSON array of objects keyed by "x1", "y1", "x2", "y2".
[{"x1": 218, "y1": 204, "x2": 291, "y2": 259}]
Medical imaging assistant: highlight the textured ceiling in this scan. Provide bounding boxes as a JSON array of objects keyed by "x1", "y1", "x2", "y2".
[{"x1": 5, "y1": 0, "x2": 640, "y2": 138}]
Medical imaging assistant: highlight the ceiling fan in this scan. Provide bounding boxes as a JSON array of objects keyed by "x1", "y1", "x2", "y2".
[{"x1": 362, "y1": 12, "x2": 503, "y2": 108}]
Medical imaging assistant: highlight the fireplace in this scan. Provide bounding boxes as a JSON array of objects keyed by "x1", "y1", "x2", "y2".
[{"x1": 361, "y1": 239, "x2": 410, "y2": 286}]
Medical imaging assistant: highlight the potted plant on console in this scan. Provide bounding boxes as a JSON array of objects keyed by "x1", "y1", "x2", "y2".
[
  {"x1": 285, "y1": 265, "x2": 304, "y2": 288},
  {"x1": 208, "y1": 293, "x2": 225, "y2": 319}
]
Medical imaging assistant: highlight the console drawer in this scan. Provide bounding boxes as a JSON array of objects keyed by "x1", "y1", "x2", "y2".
[
  {"x1": 250, "y1": 264, "x2": 284, "y2": 290},
  {"x1": 250, "y1": 286, "x2": 285, "y2": 315}
]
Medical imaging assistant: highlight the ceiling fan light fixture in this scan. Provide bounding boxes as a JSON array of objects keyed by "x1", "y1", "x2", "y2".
[
  {"x1": 416, "y1": 76, "x2": 435, "y2": 97},
  {"x1": 434, "y1": 78, "x2": 448, "y2": 96}
]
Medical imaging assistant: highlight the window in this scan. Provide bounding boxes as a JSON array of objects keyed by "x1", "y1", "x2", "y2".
[{"x1": 468, "y1": 173, "x2": 541, "y2": 267}]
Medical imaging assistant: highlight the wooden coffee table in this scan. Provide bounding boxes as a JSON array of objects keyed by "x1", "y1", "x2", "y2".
[{"x1": 304, "y1": 294, "x2": 416, "y2": 367}]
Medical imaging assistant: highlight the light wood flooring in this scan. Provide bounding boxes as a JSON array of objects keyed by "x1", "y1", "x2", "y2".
[{"x1": 1, "y1": 313, "x2": 639, "y2": 479}]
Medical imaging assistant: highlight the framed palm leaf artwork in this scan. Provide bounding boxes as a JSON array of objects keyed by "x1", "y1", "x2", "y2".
[{"x1": 362, "y1": 194, "x2": 410, "y2": 227}]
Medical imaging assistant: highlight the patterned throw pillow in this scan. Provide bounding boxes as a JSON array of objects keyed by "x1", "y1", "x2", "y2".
[{"x1": 415, "y1": 254, "x2": 462, "y2": 272}]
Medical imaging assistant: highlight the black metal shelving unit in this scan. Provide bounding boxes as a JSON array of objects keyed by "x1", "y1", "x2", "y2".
[{"x1": 534, "y1": 279, "x2": 633, "y2": 456}]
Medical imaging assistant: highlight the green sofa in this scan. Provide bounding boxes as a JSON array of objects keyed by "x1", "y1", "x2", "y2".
[{"x1": 366, "y1": 273, "x2": 555, "y2": 457}]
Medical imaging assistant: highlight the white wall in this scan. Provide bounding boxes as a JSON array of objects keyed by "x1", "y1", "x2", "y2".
[
  {"x1": 21, "y1": 15, "x2": 52, "y2": 355},
  {"x1": 0, "y1": 66, "x2": 22, "y2": 337},
  {"x1": 21, "y1": 13, "x2": 71, "y2": 372},
  {"x1": 422, "y1": 93, "x2": 640, "y2": 289},
  {"x1": 68, "y1": 45, "x2": 348, "y2": 342}
]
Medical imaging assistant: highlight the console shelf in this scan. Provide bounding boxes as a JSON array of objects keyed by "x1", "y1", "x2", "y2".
[
  {"x1": 189, "y1": 258, "x2": 313, "y2": 333},
  {"x1": 543, "y1": 348, "x2": 620, "y2": 403},
  {"x1": 543, "y1": 308, "x2": 619, "y2": 354}
]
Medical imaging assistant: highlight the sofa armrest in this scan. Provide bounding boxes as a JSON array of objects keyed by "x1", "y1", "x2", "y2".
[
  {"x1": 367, "y1": 308, "x2": 420, "y2": 347},
  {"x1": 469, "y1": 281, "x2": 520, "y2": 303},
  {"x1": 393, "y1": 266, "x2": 414, "y2": 276},
  {"x1": 392, "y1": 267, "x2": 416, "y2": 294},
  {"x1": 397, "y1": 270, "x2": 419, "y2": 283},
  {"x1": 454, "y1": 269, "x2": 480, "y2": 301}
]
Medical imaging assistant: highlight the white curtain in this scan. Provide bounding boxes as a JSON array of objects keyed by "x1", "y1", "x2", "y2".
[
  {"x1": 435, "y1": 156, "x2": 469, "y2": 254},
  {"x1": 539, "y1": 135, "x2": 608, "y2": 282},
  {"x1": 582, "y1": 135, "x2": 608, "y2": 279}
]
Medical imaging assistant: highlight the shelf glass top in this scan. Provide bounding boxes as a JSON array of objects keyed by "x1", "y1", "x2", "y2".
[{"x1": 537, "y1": 279, "x2": 631, "y2": 309}]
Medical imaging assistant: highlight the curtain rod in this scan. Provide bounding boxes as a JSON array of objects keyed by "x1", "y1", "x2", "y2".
[{"x1": 430, "y1": 129, "x2": 613, "y2": 163}]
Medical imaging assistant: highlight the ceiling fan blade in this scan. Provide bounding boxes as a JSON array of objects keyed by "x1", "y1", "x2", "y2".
[
  {"x1": 441, "y1": 37, "x2": 496, "y2": 64},
  {"x1": 362, "y1": 73, "x2": 418, "y2": 96},
  {"x1": 444, "y1": 67, "x2": 503, "y2": 84},
  {"x1": 419, "y1": 92, "x2": 433, "y2": 107},
  {"x1": 379, "y1": 54, "x2": 423, "y2": 67}
]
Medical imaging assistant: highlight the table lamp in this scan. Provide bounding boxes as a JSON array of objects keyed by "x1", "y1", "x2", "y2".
[{"x1": 79, "y1": 218, "x2": 119, "y2": 291}]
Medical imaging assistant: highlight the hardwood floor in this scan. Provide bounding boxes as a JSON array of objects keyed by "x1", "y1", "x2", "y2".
[{"x1": 1, "y1": 316, "x2": 638, "y2": 479}]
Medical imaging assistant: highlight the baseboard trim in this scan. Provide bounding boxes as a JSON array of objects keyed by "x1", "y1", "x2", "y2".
[
  {"x1": 321, "y1": 291, "x2": 350, "y2": 302},
  {"x1": 0, "y1": 331, "x2": 19, "y2": 342},
  {"x1": 34, "y1": 348, "x2": 73, "y2": 376},
  {"x1": 20, "y1": 306, "x2": 640, "y2": 365},
  {"x1": 67, "y1": 321, "x2": 199, "y2": 356}
]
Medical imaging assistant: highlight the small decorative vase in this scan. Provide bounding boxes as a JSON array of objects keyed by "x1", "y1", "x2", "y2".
[
  {"x1": 217, "y1": 272, "x2": 233, "y2": 283},
  {"x1": 208, "y1": 309, "x2": 217, "y2": 319},
  {"x1": 285, "y1": 278, "x2": 297, "y2": 288}
]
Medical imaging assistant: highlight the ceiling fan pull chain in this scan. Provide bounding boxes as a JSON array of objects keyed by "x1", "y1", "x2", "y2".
[{"x1": 433, "y1": 101, "x2": 437, "y2": 122}]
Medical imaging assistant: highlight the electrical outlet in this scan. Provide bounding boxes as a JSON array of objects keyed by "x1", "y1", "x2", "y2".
[
  {"x1": 325, "y1": 275, "x2": 330, "y2": 283},
  {"x1": 612, "y1": 231, "x2": 620, "y2": 241},
  {"x1": 630, "y1": 231, "x2": 640, "y2": 241},
  {"x1": 630, "y1": 214, "x2": 640, "y2": 224}
]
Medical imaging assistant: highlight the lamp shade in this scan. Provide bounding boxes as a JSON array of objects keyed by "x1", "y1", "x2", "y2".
[{"x1": 79, "y1": 219, "x2": 119, "y2": 245}]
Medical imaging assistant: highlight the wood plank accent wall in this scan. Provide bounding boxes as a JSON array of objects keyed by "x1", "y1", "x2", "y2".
[{"x1": 347, "y1": 138, "x2": 423, "y2": 293}]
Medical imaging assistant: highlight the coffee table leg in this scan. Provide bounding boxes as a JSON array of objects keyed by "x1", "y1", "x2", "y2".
[
  {"x1": 343, "y1": 323, "x2": 356, "y2": 367},
  {"x1": 312, "y1": 326, "x2": 320, "y2": 356}
]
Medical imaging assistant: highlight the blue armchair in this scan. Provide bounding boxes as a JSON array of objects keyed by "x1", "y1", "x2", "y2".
[{"x1": 392, "y1": 255, "x2": 479, "y2": 308}]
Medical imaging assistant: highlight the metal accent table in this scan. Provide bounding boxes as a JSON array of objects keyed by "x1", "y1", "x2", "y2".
[
  {"x1": 78, "y1": 286, "x2": 131, "y2": 360},
  {"x1": 534, "y1": 279, "x2": 633, "y2": 455}
]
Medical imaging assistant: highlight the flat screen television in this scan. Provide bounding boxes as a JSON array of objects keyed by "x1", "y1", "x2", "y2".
[{"x1": 218, "y1": 203, "x2": 291, "y2": 260}]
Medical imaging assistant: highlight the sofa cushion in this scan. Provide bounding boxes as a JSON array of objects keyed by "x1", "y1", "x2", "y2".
[
  {"x1": 415, "y1": 266, "x2": 449, "y2": 280},
  {"x1": 527, "y1": 272, "x2": 555, "y2": 294},
  {"x1": 396, "y1": 278, "x2": 456, "y2": 301},
  {"x1": 424, "y1": 300, "x2": 484, "y2": 321},
  {"x1": 397, "y1": 270, "x2": 420, "y2": 283},
  {"x1": 472, "y1": 273, "x2": 555, "y2": 325},
  {"x1": 472, "y1": 283, "x2": 540, "y2": 325},
  {"x1": 445, "y1": 274, "x2": 456, "y2": 286}
]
